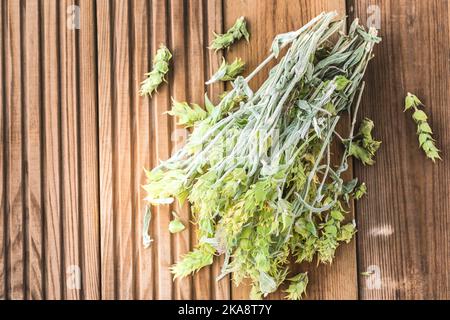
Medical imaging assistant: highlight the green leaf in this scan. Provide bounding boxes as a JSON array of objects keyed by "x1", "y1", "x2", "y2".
[
  {"x1": 418, "y1": 122, "x2": 433, "y2": 134},
  {"x1": 413, "y1": 110, "x2": 428, "y2": 122},
  {"x1": 404, "y1": 94, "x2": 415, "y2": 111},
  {"x1": 405, "y1": 92, "x2": 422, "y2": 111},
  {"x1": 259, "y1": 271, "x2": 277, "y2": 295},
  {"x1": 334, "y1": 75, "x2": 351, "y2": 91},
  {"x1": 324, "y1": 225, "x2": 338, "y2": 236},
  {"x1": 142, "y1": 206, "x2": 153, "y2": 248},
  {"x1": 169, "y1": 211, "x2": 186, "y2": 234},
  {"x1": 418, "y1": 133, "x2": 432, "y2": 147},
  {"x1": 330, "y1": 210, "x2": 345, "y2": 222},
  {"x1": 254, "y1": 182, "x2": 267, "y2": 203},
  {"x1": 204, "y1": 93, "x2": 215, "y2": 114},
  {"x1": 169, "y1": 219, "x2": 186, "y2": 234}
]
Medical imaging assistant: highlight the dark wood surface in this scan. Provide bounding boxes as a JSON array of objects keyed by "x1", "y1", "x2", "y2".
[{"x1": 0, "y1": 0, "x2": 449, "y2": 299}]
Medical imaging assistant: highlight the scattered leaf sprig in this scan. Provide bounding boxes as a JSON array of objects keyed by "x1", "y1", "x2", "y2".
[
  {"x1": 404, "y1": 93, "x2": 441, "y2": 162},
  {"x1": 210, "y1": 16, "x2": 250, "y2": 51},
  {"x1": 139, "y1": 45, "x2": 172, "y2": 96}
]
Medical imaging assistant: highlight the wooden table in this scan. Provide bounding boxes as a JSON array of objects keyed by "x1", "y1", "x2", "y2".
[{"x1": 1, "y1": 0, "x2": 449, "y2": 299}]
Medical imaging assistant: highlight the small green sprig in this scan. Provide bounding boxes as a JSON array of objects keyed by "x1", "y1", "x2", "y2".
[
  {"x1": 404, "y1": 93, "x2": 441, "y2": 162},
  {"x1": 167, "y1": 99, "x2": 208, "y2": 128},
  {"x1": 139, "y1": 45, "x2": 172, "y2": 96},
  {"x1": 206, "y1": 58, "x2": 246, "y2": 85},
  {"x1": 347, "y1": 118, "x2": 381, "y2": 165},
  {"x1": 210, "y1": 16, "x2": 250, "y2": 51}
]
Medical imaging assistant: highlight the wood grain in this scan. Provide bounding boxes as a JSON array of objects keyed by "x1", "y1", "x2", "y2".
[
  {"x1": 41, "y1": 0, "x2": 63, "y2": 300},
  {"x1": 132, "y1": 0, "x2": 154, "y2": 300},
  {"x1": 97, "y1": 0, "x2": 116, "y2": 300},
  {"x1": 0, "y1": 0, "x2": 5, "y2": 300},
  {"x1": 2, "y1": 0, "x2": 450, "y2": 301},
  {"x1": 204, "y1": 0, "x2": 231, "y2": 300},
  {"x1": 223, "y1": 0, "x2": 354, "y2": 300},
  {"x1": 113, "y1": 0, "x2": 135, "y2": 300},
  {"x1": 5, "y1": 0, "x2": 25, "y2": 300},
  {"x1": 169, "y1": 0, "x2": 193, "y2": 300},
  {"x1": 59, "y1": 0, "x2": 81, "y2": 300},
  {"x1": 151, "y1": 0, "x2": 173, "y2": 300},
  {"x1": 352, "y1": 0, "x2": 450, "y2": 300},
  {"x1": 185, "y1": 0, "x2": 213, "y2": 300},
  {"x1": 23, "y1": 0, "x2": 44, "y2": 300},
  {"x1": 78, "y1": 0, "x2": 100, "y2": 300}
]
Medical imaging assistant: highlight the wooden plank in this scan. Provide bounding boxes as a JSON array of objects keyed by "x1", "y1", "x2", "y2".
[
  {"x1": 59, "y1": 0, "x2": 81, "y2": 300},
  {"x1": 41, "y1": 0, "x2": 63, "y2": 300},
  {"x1": 203, "y1": 0, "x2": 229, "y2": 300},
  {"x1": 0, "y1": 0, "x2": 5, "y2": 300},
  {"x1": 5, "y1": 0, "x2": 25, "y2": 300},
  {"x1": 96, "y1": 0, "x2": 116, "y2": 300},
  {"x1": 168, "y1": 0, "x2": 192, "y2": 300},
  {"x1": 151, "y1": 0, "x2": 173, "y2": 300},
  {"x1": 78, "y1": 0, "x2": 100, "y2": 300},
  {"x1": 223, "y1": 0, "x2": 354, "y2": 300},
  {"x1": 352, "y1": 0, "x2": 450, "y2": 300},
  {"x1": 203, "y1": 0, "x2": 231, "y2": 300},
  {"x1": 113, "y1": 0, "x2": 135, "y2": 300},
  {"x1": 23, "y1": 0, "x2": 43, "y2": 300},
  {"x1": 184, "y1": 0, "x2": 212, "y2": 300},
  {"x1": 132, "y1": 0, "x2": 154, "y2": 300}
]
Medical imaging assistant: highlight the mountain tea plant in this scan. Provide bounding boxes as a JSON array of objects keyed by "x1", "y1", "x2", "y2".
[
  {"x1": 404, "y1": 93, "x2": 441, "y2": 162},
  {"x1": 139, "y1": 45, "x2": 172, "y2": 96},
  {"x1": 143, "y1": 12, "x2": 381, "y2": 299},
  {"x1": 210, "y1": 16, "x2": 250, "y2": 51}
]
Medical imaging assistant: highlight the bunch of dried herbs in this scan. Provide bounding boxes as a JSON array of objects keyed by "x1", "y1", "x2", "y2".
[{"x1": 144, "y1": 12, "x2": 381, "y2": 299}]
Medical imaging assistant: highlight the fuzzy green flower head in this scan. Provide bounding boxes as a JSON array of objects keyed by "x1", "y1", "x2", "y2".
[
  {"x1": 354, "y1": 182, "x2": 367, "y2": 200},
  {"x1": 206, "y1": 58, "x2": 246, "y2": 85},
  {"x1": 404, "y1": 93, "x2": 441, "y2": 163},
  {"x1": 167, "y1": 99, "x2": 208, "y2": 128},
  {"x1": 347, "y1": 118, "x2": 381, "y2": 166},
  {"x1": 285, "y1": 272, "x2": 308, "y2": 300},
  {"x1": 404, "y1": 92, "x2": 423, "y2": 111},
  {"x1": 139, "y1": 45, "x2": 172, "y2": 96},
  {"x1": 171, "y1": 244, "x2": 215, "y2": 279},
  {"x1": 210, "y1": 16, "x2": 250, "y2": 51}
]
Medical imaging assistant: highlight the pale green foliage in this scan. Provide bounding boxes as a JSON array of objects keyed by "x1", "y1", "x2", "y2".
[
  {"x1": 207, "y1": 58, "x2": 246, "y2": 84},
  {"x1": 143, "y1": 13, "x2": 380, "y2": 300},
  {"x1": 404, "y1": 93, "x2": 441, "y2": 163},
  {"x1": 210, "y1": 16, "x2": 250, "y2": 51},
  {"x1": 347, "y1": 118, "x2": 381, "y2": 165},
  {"x1": 139, "y1": 45, "x2": 172, "y2": 96}
]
